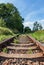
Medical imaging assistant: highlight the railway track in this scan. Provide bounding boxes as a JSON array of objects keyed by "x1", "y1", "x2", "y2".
[{"x1": 0, "y1": 35, "x2": 44, "y2": 65}]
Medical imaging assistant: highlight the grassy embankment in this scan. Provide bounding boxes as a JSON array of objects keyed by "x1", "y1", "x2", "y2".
[
  {"x1": 0, "y1": 27, "x2": 14, "y2": 42},
  {"x1": 0, "y1": 27, "x2": 20, "y2": 53},
  {"x1": 30, "y1": 30, "x2": 44, "y2": 43}
]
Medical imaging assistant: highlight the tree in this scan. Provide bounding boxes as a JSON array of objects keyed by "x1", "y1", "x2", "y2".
[
  {"x1": 39, "y1": 24, "x2": 43, "y2": 30},
  {"x1": 33, "y1": 21, "x2": 42, "y2": 31},
  {"x1": 0, "y1": 18, "x2": 6, "y2": 27},
  {"x1": 0, "y1": 3, "x2": 24, "y2": 33},
  {"x1": 24, "y1": 27, "x2": 31, "y2": 33}
]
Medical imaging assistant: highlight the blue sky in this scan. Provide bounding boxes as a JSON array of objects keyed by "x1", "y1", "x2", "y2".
[{"x1": 0, "y1": 0, "x2": 44, "y2": 29}]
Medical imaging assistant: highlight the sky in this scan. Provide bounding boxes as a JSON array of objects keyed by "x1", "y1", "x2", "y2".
[{"x1": 0, "y1": 0, "x2": 44, "y2": 29}]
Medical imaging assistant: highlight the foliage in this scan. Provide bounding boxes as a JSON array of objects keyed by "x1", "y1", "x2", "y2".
[
  {"x1": 16, "y1": 34, "x2": 20, "y2": 37},
  {"x1": 33, "y1": 21, "x2": 42, "y2": 31},
  {"x1": 0, "y1": 3, "x2": 24, "y2": 33},
  {"x1": 24, "y1": 27, "x2": 31, "y2": 33},
  {"x1": 0, "y1": 18, "x2": 6, "y2": 27}
]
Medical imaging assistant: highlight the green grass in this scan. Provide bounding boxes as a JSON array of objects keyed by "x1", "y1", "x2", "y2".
[
  {"x1": 0, "y1": 35, "x2": 13, "y2": 42},
  {"x1": 27, "y1": 49, "x2": 32, "y2": 54},
  {"x1": 30, "y1": 30, "x2": 44, "y2": 42},
  {"x1": 13, "y1": 39, "x2": 19, "y2": 44},
  {"x1": 2, "y1": 48, "x2": 8, "y2": 53},
  {"x1": 0, "y1": 27, "x2": 14, "y2": 35},
  {"x1": 0, "y1": 27, "x2": 14, "y2": 42}
]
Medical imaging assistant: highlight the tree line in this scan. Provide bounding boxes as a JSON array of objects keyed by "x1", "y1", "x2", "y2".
[
  {"x1": 0, "y1": 3, "x2": 24, "y2": 33},
  {"x1": 0, "y1": 3, "x2": 43, "y2": 33}
]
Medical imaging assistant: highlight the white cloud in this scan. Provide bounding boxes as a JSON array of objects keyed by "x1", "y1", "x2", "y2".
[
  {"x1": 23, "y1": 21, "x2": 34, "y2": 30},
  {"x1": 24, "y1": 8, "x2": 44, "y2": 30},
  {"x1": 38, "y1": 19, "x2": 44, "y2": 29},
  {"x1": 23, "y1": 19, "x2": 44, "y2": 30}
]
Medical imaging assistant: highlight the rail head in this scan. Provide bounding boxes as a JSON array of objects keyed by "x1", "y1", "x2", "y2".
[
  {"x1": 27, "y1": 35, "x2": 44, "y2": 53},
  {"x1": 0, "y1": 36, "x2": 15, "y2": 47}
]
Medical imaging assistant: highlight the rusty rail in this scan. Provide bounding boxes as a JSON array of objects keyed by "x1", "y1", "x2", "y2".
[
  {"x1": 0, "y1": 36, "x2": 15, "y2": 49},
  {"x1": 27, "y1": 35, "x2": 44, "y2": 54},
  {"x1": 0, "y1": 35, "x2": 44, "y2": 65}
]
